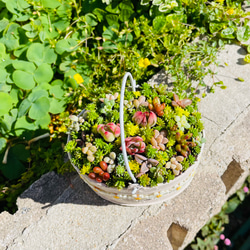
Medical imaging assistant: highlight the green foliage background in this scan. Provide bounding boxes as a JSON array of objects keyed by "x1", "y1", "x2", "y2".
[{"x1": 0, "y1": 0, "x2": 250, "y2": 212}]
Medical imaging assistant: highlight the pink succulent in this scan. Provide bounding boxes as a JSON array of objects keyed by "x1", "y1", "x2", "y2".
[
  {"x1": 224, "y1": 238, "x2": 231, "y2": 246},
  {"x1": 97, "y1": 123, "x2": 120, "y2": 142},
  {"x1": 220, "y1": 234, "x2": 225, "y2": 240},
  {"x1": 132, "y1": 111, "x2": 157, "y2": 127},
  {"x1": 243, "y1": 186, "x2": 249, "y2": 193},
  {"x1": 121, "y1": 136, "x2": 146, "y2": 155}
]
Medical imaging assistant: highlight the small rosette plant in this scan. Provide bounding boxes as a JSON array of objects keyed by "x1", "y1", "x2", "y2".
[{"x1": 64, "y1": 83, "x2": 205, "y2": 189}]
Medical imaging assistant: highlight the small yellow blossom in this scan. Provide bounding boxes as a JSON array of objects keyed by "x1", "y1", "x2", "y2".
[
  {"x1": 125, "y1": 122, "x2": 140, "y2": 136},
  {"x1": 226, "y1": 8, "x2": 234, "y2": 15},
  {"x1": 92, "y1": 124, "x2": 98, "y2": 134},
  {"x1": 117, "y1": 94, "x2": 120, "y2": 102},
  {"x1": 58, "y1": 125, "x2": 67, "y2": 133},
  {"x1": 138, "y1": 58, "x2": 150, "y2": 68},
  {"x1": 129, "y1": 160, "x2": 140, "y2": 173},
  {"x1": 73, "y1": 73, "x2": 84, "y2": 84},
  {"x1": 164, "y1": 105, "x2": 174, "y2": 117},
  {"x1": 80, "y1": 165, "x2": 91, "y2": 175},
  {"x1": 196, "y1": 61, "x2": 202, "y2": 66},
  {"x1": 177, "y1": 130, "x2": 184, "y2": 137},
  {"x1": 167, "y1": 137, "x2": 176, "y2": 147},
  {"x1": 175, "y1": 106, "x2": 190, "y2": 117},
  {"x1": 216, "y1": 0, "x2": 224, "y2": 3},
  {"x1": 115, "y1": 137, "x2": 121, "y2": 146},
  {"x1": 133, "y1": 91, "x2": 141, "y2": 98}
]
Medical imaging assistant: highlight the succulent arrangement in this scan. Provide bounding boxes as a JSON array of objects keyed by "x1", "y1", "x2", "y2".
[{"x1": 65, "y1": 82, "x2": 205, "y2": 190}]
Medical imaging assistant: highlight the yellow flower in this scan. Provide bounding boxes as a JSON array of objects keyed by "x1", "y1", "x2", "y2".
[
  {"x1": 175, "y1": 106, "x2": 190, "y2": 117},
  {"x1": 167, "y1": 137, "x2": 175, "y2": 147},
  {"x1": 133, "y1": 91, "x2": 141, "y2": 98},
  {"x1": 226, "y1": 8, "x2": 234, "y2": 15},
  {"x1": 164, "y1": 105, "x2": 174, "y2": 117},
  {"x1": 177, "y1": 130, "x2": 184, "y2": 137},
  {"x1": 58, "y1": 125, "x2": 67, "y2": 133},
  {"x1": 138, "y1": 58, "x2": 150, "y2": 68},
  {"x1": 115, "y1": 137, "x2": 121, "y2": 146},
  {"x1": 129, "y1": 160, "x2": 140, "y2": 173},
  {"x1": 196, "y1": 61, "x2": 202, "y2": 66},
  {"x1": 73, "y1": 73, "x2": 84, "y2": 84},
  {"x1": 117, "y1": 94, "x2": 120, "y2": 102},
  {"x1": 92, "y1": 124, "x2": 98, "y2": 134},
  {"x1": 80, "y1": 165, "x2": 91, "y2": 175},
  {"x1": 125, "y1": 122, "x2": 140, "y2": 136},
  {"x1": 216, "y1": 0, "x2": 224, "y2": 3}
]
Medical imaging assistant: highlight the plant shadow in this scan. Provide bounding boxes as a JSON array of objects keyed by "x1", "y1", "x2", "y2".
[{"x1": 19, "y1": 170, "x2": 113, "y2": 208}]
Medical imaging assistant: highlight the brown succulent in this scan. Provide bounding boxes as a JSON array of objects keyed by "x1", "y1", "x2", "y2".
[
  {"x1": 133, "y1": 95, "x2": 148, "y2": 108},
  {"x1": 134, "y1": 154, "x2": 159, "y2": 178},
  {"x1": 151, "y1": 130, "x2": 168, "y2": 151},
  {"x1": 171, "y1": 94, "x2": 192, "y2": 108},
  {"x1": 148, "y1": 96, "x2": 165, "y2": 116},
  {"x1": 165, "y1": 156, "x2": 184, "y2": 176}
]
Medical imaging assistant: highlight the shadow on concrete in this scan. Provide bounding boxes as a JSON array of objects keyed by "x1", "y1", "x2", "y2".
[{"x1": 20, "y1": 171, "x2": 113, "y2": 208}]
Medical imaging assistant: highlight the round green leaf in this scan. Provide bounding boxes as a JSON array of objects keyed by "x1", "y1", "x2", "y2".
[
  {"x1": 237, "y1": 26, "x2": 250, "y2": 43},
  {"x1": 0, "y1": 18, "x2": 9, "y2": 32},
  {"x1": 32, "y1": 82, "x2": 51, "y2": 91},
  {"x1": 12, "y1": 70, "x2": 35, "y2": 90},
  {"x1": 221, "y1": 28, "x2": 235, "y2": 39},
  {"x1": 10, "y1": 88, "x2": 21, "y2": 105},
  {"x1": 14, "y1": 116, "x2": 37, "y2": 136},
  {"x1": 49, "y1": 98, "x2": 66, "y2": 114},
  {"x1": 28, "y1": 89, "x2": 48, "y2": 102},
  {"x1": 49, "y1": 85, "x2": 65, "y2": 99},
  {"x1": 55, "y1": 38, "x2": 78, "y2": 55},
  {"x1": 0, "y1": 92, "x2": 12, "y2": 116},
  {"x1": 18, "y1": 99, "x2": 32, "y2": 118},
  {"x1": 3, "y1": 108, "x2": 18, "y2": 132},
  {"x1": 51, "y1": 79, "x2": 63, "y2": 86},
  {"x1": 0, "y1": 68, "x2": 8, "y2": 85},
  {"x1": 34, "y1": 113, "x2": 51, "y2": 129},
  {"x1": 26, "y1": 43, "x2": 44, "y2": 65},
  {"x1": 12, "y1": 60, "x2": 36, "y2": 73},
  {"x1": 43, "y1": 46, "x2": 57, "y2": 64},
  {"x1": 29, "y1": 96, "x2": 50, "y2": 120},
  {"x1": 34, "y1": 63, "x2": 53, "y2": 84}
]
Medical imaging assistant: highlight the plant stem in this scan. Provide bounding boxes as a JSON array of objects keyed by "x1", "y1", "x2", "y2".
[
  {"x1": 2, "y1": 145, "x2": 11, "y2": 164},
  {"x1": 28, "y1": 133, "x2": 50, "y2": 146}
]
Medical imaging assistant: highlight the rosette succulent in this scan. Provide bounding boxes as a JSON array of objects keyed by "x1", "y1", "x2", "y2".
[
  {"x1": 122, "y1": 136, "x2": 146, "y2": 155},
  {"x1": 132, "y1": 111, "x2": 157, "y2": 127},
  {"x1": 97, "y1": 123, "x2": 120, "y2": 142}
]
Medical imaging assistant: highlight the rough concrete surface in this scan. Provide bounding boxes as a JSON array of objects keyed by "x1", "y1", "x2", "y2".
[{"x1": 0, "y1": 43, "x2": 250, "y2": 250}]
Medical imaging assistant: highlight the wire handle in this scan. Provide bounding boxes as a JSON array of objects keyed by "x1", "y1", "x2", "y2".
[{"x1": 119, "y1": 72, "x2": 137, "y2": 183}]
